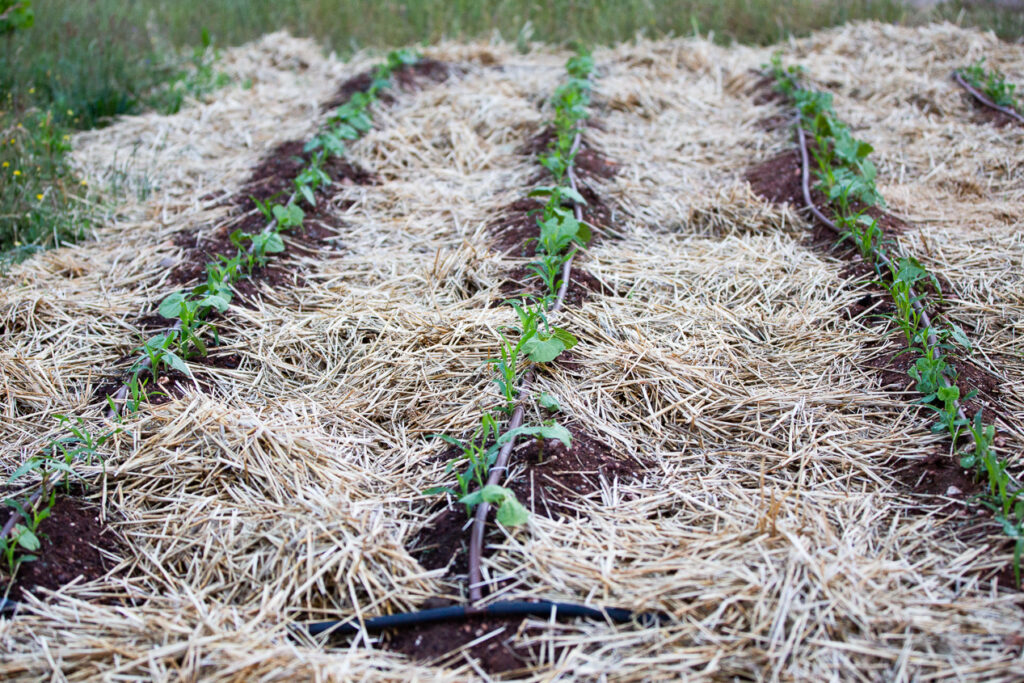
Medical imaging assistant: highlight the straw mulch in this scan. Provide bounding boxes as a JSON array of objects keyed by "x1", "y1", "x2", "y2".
[{"x1": 1, "y1": 24, "x2": 1023, "y2": 680}]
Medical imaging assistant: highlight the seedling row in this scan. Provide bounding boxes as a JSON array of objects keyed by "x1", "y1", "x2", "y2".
[
  {"x1": 3, "y1": 41, "x2": 1023, "y2": 670},
  {"x1": 1, "y1": 48, "x2": 425, "y2": 596},
  {"x1": 765, "y1": 56, "x2": 1023, "y2": 579}
]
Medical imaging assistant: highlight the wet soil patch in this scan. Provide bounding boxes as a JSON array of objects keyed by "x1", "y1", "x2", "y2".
[
  {"x1": 238, "y1": 139, "x2": 378, "y2": 208},
  {"x1": 321, "y1": 59, "x2": 452, "y2": 111},
  {"x1": 384, "y1": 613, "x2": 543, "y2": 675},
  {"x1": 409, "y1": 426, "x2": 645, "y2": 574},
  {"x1": 749, "y1": 72, "x2": 785, "y2": 106},
  {"x1": 494, "y1": 264, "x2": 614, "y2": 308},
  {"x1": 3, "y1": 495, "x2": 120, "y2": 602},
  {"x1": 959, "y1": 90, "x2": 1022, "y2": 128},
  {"x1": 893, "y1": 449, "x2": 981, "y2": 501},
  {"x1": 748, "y1": 141, "x2": 1022, "y2": 586}
]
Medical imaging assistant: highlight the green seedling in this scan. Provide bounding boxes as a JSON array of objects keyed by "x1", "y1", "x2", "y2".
[
  {"x1": 962, "y1": 59, "x2": 1021, "y2": 112},
  {"x1": 538, "y1": 392, "x2": 560, "y2": 411},
  {"x1": 272, "y1": 203, "x2": 304, "y2": 230},
  {"x1": 158, "y1": 289, "x2": 229, "y2": 359},
  {"x1": 294, "y1": 152, "x2": 332, "y2": 207},
  {"x1": 0, "y1": 523, "x2": 38, "y2": 577},
  {"x1": 459, "y1": 484, "x2": 529, "y2": 527},
  {"x1": 426, "y1": 412, "x2": 501, "y2": 515}
]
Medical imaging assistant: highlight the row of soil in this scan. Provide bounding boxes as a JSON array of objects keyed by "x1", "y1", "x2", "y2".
[
  {"x1": 87, "y1": 61, "x2": 450, "y2": 409},
  {"x1": 744, "y1": 80, "x2": 1019, "y2": 589},
  {"x1": 386, "y1": 116, "x2": 651, "y2": 673},
  {"x1": 3, "y1": 60, "x2": 452, "y2": 606}
]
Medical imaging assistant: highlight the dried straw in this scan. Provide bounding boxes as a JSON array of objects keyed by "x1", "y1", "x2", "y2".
[{"x1": 1, "y1": 23, "x2": 1023, "y2": 680}]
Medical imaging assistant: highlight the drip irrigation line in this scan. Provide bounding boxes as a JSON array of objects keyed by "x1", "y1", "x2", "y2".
[
  {"x1": 952, "y1": 71, "x2": 1024, "y2": 125},
  {"x1": 796, "y1": 124, "x2": 969, "y2": 426},
  {"x1": 467, "y1": 130, "x2": 584, "y2": 603},
  {"x1": 304, "y1": 599, "x2": 663, "y2": 637}
]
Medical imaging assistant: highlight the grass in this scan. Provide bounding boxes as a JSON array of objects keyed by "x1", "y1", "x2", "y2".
[{"x1": 2, "y1": 0, "x2": 1022, "y2": 263}]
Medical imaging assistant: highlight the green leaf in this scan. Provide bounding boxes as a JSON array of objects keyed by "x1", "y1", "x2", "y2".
[
  {"x1": 497, "y1": 424, "x2": 572, "y2": 449},
  {"x1": 197, "y1": 294, "x2": 230, "y2": 313},
  {"x1": 272, "y1": 204, "x2": 304, "y2": 228},
  {"x1": 13, "y1": 525, "x2": 40, "y2": 552},
  {"x1": 162, "y1": 350, "x2": 192, "y2": 377},
  {"x1": 263, "y1": 233, "x2": 285, "y2": 253},
  {"x1": 550, "y1": 327, "x2": 578, "y2": 350},
  {"x1": 538, "y1": 392, "x2": 560, "y2": 411},
  {"x1": 423, "y1": 486, "x2": 455, "y2": 496},
  {"x1": 522, "y1": 335, "x2": 566, "y2": 363},
  {"x1": 496, "y1": 496, "x2": 529, "y2": 526},
  {"x1": 158, "y1": 291, "x2": 186, "y2": 319},
  {"x1": 8, "y1": 457, "x2": 45, "y2": 482}
]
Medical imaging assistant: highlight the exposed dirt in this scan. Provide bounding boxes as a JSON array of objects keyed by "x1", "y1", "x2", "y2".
[
  {"x1": 384, "y1": 612, "x2": 539, "y2": 675},
  {"x1": 409, "y1": 426, "x2": 645, "y2": 574},
  {"x1": 92, "y1": 348, "x2": 242, "y2": 408},
  {"x1": 745, "y1": 148, "x2": 909, "y2": 240},
  {"x1": 749, "y1": 72, "x2": 785, "y2": 106},
  {"x1": 873, "y1": 345, "x2": 1000, "y2": 417},
  {"x1": 893, "y1": 449, "x2": 981, "y2": 501},
  {"x1": 519, "y1": 126, "x2": 618, "y2": 180},
  {"x1": 959, "y1": 89, "x2": 1022, "y2": 128},
  {"x1": 240, "y1": 139, "x2": 377, "y2": 207},
  {"x1": 489, "y1": 181, "x2": 615, "y2": 256},
  {"x1": 494, "y1": 264, "x2": 615, "y2": 308},
  {"x1": 3, "y1": 495, "x2": 120, "y2": 602},
  {"x1": 321, "y1": 59, "x2": 452, "y2": 111},
  {"x1": 747, "y1": 135, "x2": 1019, "y2": 590},
  {"x1": 166, "y1": 61, "x2": 453, "y2": 292}
]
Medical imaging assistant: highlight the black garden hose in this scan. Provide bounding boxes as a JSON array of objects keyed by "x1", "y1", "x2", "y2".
[{"x1": 304, "y1": 599, "x2": 663, "y2": 636}]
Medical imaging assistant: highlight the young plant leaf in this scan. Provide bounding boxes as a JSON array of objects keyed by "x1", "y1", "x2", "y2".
[
  {"x1": 538, "y1": 392, "x2": 560, "y2": 411},
  {"x1": 158, "y1": 291, "x2": 186, "y2": 319},
  {"x1": 496, "y1": 424, "x2": 572, "y2": 449},
  {"x1": 13, "y1": 525, "x2": 40, "y2": 552}
]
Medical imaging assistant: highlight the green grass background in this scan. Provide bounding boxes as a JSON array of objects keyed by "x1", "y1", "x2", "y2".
[{"x1": 1, "y1": 0, "x2": 1022, "y2": 261}]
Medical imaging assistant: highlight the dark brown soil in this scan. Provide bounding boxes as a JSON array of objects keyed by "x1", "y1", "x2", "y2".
[
  {"x1": 240, "y1": 139, "x2": 377, "y2": 207},
  {"x1": 167, "y1": 62, "x2": 453, "y2": 291},
  {"x1": 384, "y1": 613, "x2": 538, "y2": 675},
  {"x1": 959, "y1": 89, "x2": 1022, "y2": 128},
  {"x1": 489, "y1": 181, "x2": 614, "y2": 256},
  {"x1": 749, "y1": 72, "x2": 785, "y2": 105},
  {"x1": 92, "y1": 348, "x2": 242, "y2": 408},
  {"x1": 494, "y1": 264, "x2": 614, "y2": 308},
  {"x1": 168, "y1": 195, "x2": 350, "y2": 292},
  {"x1": 893, "y1": 449, "x2": 981, "y2": 501},
  {"x1": 872, "y1": 345, "x2": 1000, "y2": 417},
  {"x1": 321, "y1": 59, "x2": 452, "y2": 111},
  {"x1": 744, "y1": 148, "x2": 909, "y2": 240},
  {"x1": 519, "y1": 126, "x2": 618, "y2": 181},
  {"x1": 409, "y1": 426, "x2": 645, "y2": 574},
  {"x1": 747, "y1": 136, "x2": 1022, "y2": 589},
  {"x1": 3, "y1": 496, "x2": 120, "y2": 602}
]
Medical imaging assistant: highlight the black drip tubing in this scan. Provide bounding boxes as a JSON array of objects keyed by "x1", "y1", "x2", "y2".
[{"x1": 305, "y1": 599, "x2": 663, "y2": 636}]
